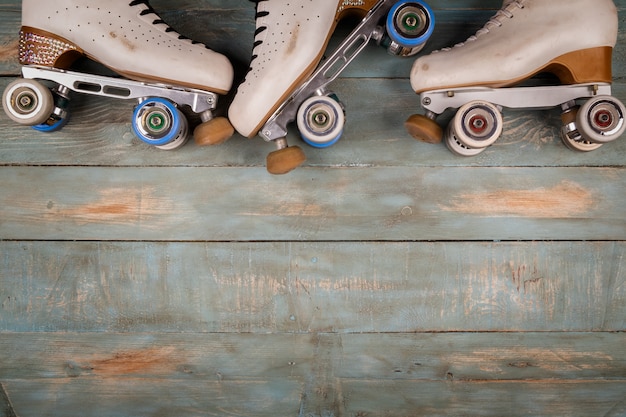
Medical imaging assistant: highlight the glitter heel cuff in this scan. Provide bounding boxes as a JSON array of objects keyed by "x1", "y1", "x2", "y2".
[{"x1": 19, "y1": 27, "x2": 83, "y2": 68}]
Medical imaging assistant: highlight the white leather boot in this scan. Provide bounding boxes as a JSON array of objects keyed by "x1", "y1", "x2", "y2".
[
  {"x1": 3, "y1": 0, "x2": 235, "y2": 149},
  {"x1": 405, "y1": 0, "x2": 625, "y2": 155},
  {"x1": 228, "y1": 0, "x2": 435, "y2": 174}
]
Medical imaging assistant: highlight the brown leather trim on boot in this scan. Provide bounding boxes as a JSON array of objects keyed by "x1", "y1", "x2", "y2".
[
  {"x1": 336, "y1": 0, "x2": 379, "y2": 20},
  {"x1": 546, "y1": 47, "x2": 613, "y2": 85},
  {"x1": 414, "y1": 46, "x2": 615, "y2": 95}
]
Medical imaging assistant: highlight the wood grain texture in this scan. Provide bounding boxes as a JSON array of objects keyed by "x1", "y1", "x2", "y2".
[
  {"x1": 0, "y1": 166, "x2": 624, "y2": 241},
  {"x1": 1, "y1": 241, "x2": 624, "y2": 333},
  {"x1": 0, "y1": 332, "x2": 624, "y2": 417},
  {"x1": 1, "y1": 333, "x2": 624, "y2": 381},
  {"x1": 340, "y1": 380, "x2": 626, "y2": 417},
  {"x1": 3, "y1": 379, "x2": 304, "y2": 417},
  {"x1": 4, "y1": 379, "x2": 626, "y2": 417}
]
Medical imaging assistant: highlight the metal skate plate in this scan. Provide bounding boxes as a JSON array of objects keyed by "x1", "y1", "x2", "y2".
[
  {"x1": 421, "y1": 83, "x2": 612, "y2": 115},
  {"x1": 21, "y1": 66, "x2": 218, "y2": 114},
  {"x1": 259, "y1": 0, "x2": 395, "y2": 142}
]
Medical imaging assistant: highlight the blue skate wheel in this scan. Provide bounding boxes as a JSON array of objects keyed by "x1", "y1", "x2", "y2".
[
  {"x1": 302, "y1": 130, "x2": 343, "y2": 149},
  {"x1": 386, "y1": 1, "x2": 435, "y2": 49},
  {"x1": 32, "y1": 115, "x2": 69, "y2": 133},
  {"x1": 132, "y1": 97, "x2": 184, "y2": 147}
]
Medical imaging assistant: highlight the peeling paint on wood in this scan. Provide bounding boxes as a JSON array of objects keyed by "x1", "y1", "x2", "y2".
[
  {"x1": 0, "y1": 167, "x2": 624, "y2": 241},
  {"x1": 440, "y1": 180, "x2": 596, "y2": 218}
]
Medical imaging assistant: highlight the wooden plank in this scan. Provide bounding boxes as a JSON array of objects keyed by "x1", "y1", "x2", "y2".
[
  {"x1": 335, "y1": 333, "x2": 626, "y2": 381},
  {"x1": 0, "y1": 332, "x2": 624, "y2": 416},
  {"x1": 0, "y1": 166, "x2": 624, "y2": 241},
  {"x1": 3, "y1": 378, "x2": 625, "y2": 417},
  {"x1": 0, "y1": 333, "x2": 315, "y2": 380},
  {"x1": 1, "y1": 241, "x2": 624, "y2": 332},
  {"x1": 339, "y1": 380, "x2": 626, "y2": 417},
  {"x1": 3, "y1": 379, "x2": 304, "y2": 417},
  {"x1": 0, "y1": 332, "x2": 624, "y2": 382},
  {"x1": 1, "y1": 77, "x2": 625, "y2": 169}
]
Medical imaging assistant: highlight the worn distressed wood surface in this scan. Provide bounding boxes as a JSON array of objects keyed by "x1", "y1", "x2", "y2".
[
  {"x1": 1, "y1": 241, "x2": 625, "y2": 333},
  {"x1": 0, "y1": 333, "x2": 625, "y2": 416},
  {"x1": 0, "y1": 166, "x2": 624, "y2": 241},
  {"x1": 1, "y1": 0, "x2": 625, "y2": 416}
]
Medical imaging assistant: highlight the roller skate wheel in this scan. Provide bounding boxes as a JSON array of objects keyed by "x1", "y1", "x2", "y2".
[
  {"x1": 297, "y1": 95, "x2": 345, "y2": 148},
  {"x1": 404, "y1": 113, "x2": 443, "y2": 144},
  {"x1": 386, "y1": 1, "x2": 435, "y2": 51},
  {"x1": 560, "y1": 106, "x2": 602, "y2": 152},
  {"x1": 155, "y1": 117, "x2": 189, "y2": 150},
  {"x1": 267, "y1": 146, "x2": 306, "y2": 175},
  {"x1": 444, "y1": 123, "x2": 486, "y2": 157},
  {"x1": 132, "y1": 97, "x2": 189, "y2": 149},
  {"x1": 32, "y1": 115, "x2": 69, "y2": 133},
  {"x1": 560, "y1": 128, "x2": 603, "y2": 152},
  {"x1": 32, "y1": 98, "x2": 71, "y2": 133},
  {"x1": 2, "y1": 78, "x2": 54, "y2": 126},
  {"x1": 451, "y1": 100, "x2": 502, "y2": 149},
  {"x1": 194, "y1": 117, "x2": 235, "y2": 146},
  {"x1": 577, "y1": 95, "x2": 626, "y2": 144}
]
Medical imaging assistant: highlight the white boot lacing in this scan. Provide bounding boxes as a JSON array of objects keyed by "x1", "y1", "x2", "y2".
[{"x1": 437, "y1": 0, "x2": 526, "y2": 53}]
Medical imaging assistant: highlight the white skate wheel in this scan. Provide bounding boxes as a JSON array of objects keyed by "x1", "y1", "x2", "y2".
[
  {"x1": 2, "y1": 78, "x2": 54, "y2": 126},
  {"x1": 297, "y1": 95, "x2": 345, "y2": 148},
  {"x1": 560, "y1": 106, "x2": 602, "y2": 152},
  {"x1": 451, "y1": 100, "x2": 503, "y2": 149},
  {"x1": 577, "y1": 95, "x2": 626, "y2": 144},
  {"x1": 444, "y1": 122, "x2": 486, "y2": 157},
  {"x1": 561, "y1": 128, "x2": 603, "y2": 152}
]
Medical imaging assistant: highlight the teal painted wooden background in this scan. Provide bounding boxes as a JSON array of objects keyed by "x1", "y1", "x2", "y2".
[{"x1": 1, "y1": 1, "x2": 625, "y2": 416}]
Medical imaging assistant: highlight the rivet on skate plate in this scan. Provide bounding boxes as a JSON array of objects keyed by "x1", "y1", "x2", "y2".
[{"x1": 422, "y1": 97, "x2": 431, "y2": 106}]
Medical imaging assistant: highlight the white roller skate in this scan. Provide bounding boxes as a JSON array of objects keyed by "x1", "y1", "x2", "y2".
[
  {"x1": 405, "y1": 0, "x2": 626, "y2": 156},
  {"x1": 227, "y1": 0, "x2": 435, "y2": 174},
  {"x1": 2, "y1": 0, "x2": 234, "y2": 150}
]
